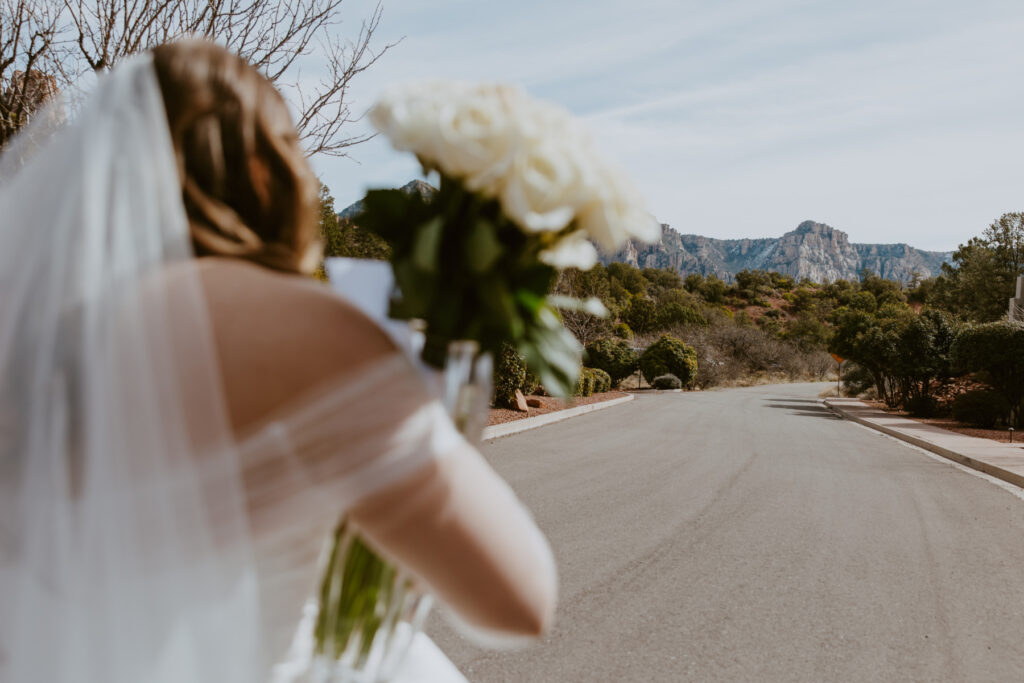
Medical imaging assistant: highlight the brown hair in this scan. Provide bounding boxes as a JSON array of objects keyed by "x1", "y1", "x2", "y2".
[{"x1": 152, "y1": 40, "x2": 320, "y2": 274}]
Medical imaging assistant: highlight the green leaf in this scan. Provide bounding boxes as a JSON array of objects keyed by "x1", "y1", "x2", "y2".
[
  {"x1": 480, "y1": 280, "x2": 524, "y2": 342},
  {"x1": 391, "y1": 258, "x2": 434, "y2": 318},
  {"x1": 412, "y1": 217, "x2": 444, "y2": 273},
  {"x1": 466, "y1": 218, "x2": 503, "y2": 274},
  {"x1": 520, "y1": 310, "x2": 582, "y2": 398}
]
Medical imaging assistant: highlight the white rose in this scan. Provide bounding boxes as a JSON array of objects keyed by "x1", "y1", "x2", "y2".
[
  {"x1": 370, "y1": 81, "x2": 465, "y2": 167},
  {"x1": 499, "y1": 132, "x2": 592, "y2": 233},
  {"x1": 372, "y1": 80, "x2": 658, "y2": 246},
  {"x1": 539, "y1": 231, "x2": 599, "y2": 269},
  {"x1": 577, "y1": 164, "x2": 658, "y2": 250},
  {"x1": 431, "y1": 83, "x2": 522, "y2": 196}
]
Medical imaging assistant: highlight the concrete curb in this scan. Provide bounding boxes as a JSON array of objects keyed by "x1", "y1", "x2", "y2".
[
  {"x1": 483, "y1": 394, "x2": 635, "y2": 441},
  {"x1": 824, "y1": 398, "x2": 1024, "y2": 490}
]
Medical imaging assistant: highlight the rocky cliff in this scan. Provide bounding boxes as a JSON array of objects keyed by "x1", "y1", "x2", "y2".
[
  {"x1": 605, "y1": 220, "x2": 951, "y2": 284},
  {"x1": 337, "y1": 184, "x2": 949, "y2": 285}
]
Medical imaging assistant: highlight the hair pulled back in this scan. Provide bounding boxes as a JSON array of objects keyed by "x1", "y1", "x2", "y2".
[{"x1": 152, "y1": 40, "x2": 320, "y2": 274}]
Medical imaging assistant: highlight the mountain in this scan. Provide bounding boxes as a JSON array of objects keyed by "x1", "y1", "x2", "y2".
[
  {"x1": 606, "y1": 220, "x2": 952, "y2": 284},
  {"x1": 336, "y1": 183, "x2": 951, "y2": 285},
  {"x1": 338, "y1": 180, "x2": 435, "y2": 220}
]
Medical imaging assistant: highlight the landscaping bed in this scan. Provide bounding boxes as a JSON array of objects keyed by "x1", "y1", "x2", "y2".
[
  {"x1": 487, "y1": 391, "x2": 630, "y2": 425},
  {"x1": 862, "y1": 399, "x2": 1017, "y2": 444}
]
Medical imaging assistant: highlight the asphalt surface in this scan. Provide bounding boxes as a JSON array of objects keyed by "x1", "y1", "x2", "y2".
[{"x1": 427, "y1": 382, "x2": 1024, "y2": 682}]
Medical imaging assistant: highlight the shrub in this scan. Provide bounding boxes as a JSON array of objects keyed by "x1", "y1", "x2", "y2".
[
  {"x1": 951, "y1": 389, "x2": 1009, "y2": 428},
  {"x1": 657, "y1": 302, "x2": 707, "y2": 329},
  {"x1": 652, "y1": 374, "x2": 682, "y2": 390},
  {"x1": 951, "y1": 322, "x2": 1024, "y2": 423},
  {"x1": 839, "y1": 362, "x2": 874, "y2": 397},
  {"x1": 639, "y1": 334, "x2": 698, "y2": 387},
  {"x1": 623, "y1": 297, "x2": 658, "y2": 333},
  {"x1": 613, "y1": 322, "x2": 633, "y2": 340},
  {"x1": 522, "y1": 368, "x2": 540, "y2": 396},
  {"x1": 589, "y1": 367, "x2": 612, "y2": 393},
  {"x1": 574, "y1": 367, "x2": 595, "y2": 396},
  {"x1": 493, "y1": 343, "x2": 526, "y2": 407},
  {"x1": 903, "y1": 394, "x2": 941, "y2": 418},
  {"x1": 585, "y1": 338, "x2": 639, "y2": 386}
]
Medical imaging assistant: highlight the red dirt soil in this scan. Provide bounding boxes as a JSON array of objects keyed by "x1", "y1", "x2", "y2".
[
  {"x1": 487, "y1": 391, "x2": 630, "y2": 426},
  {"x1": 863, "y1": 399, "x2": 1018, "y2": 444}
]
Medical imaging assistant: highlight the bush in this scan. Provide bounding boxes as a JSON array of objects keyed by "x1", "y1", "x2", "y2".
[
  {"x1": 840, "y1": 362, "x2": 874, "y2": 397},
  {"x1": 574, "y1": 367, "x2": 595, "y2": 397},
  {"x1": 657, "y1": 302, "x2": 707, "y2": 329},
  {"x1": 522, "y1": 368, "x2": 540, "y2": 396},
  {"x1": 639, "y1": 334, "x2": 698, "y2": 387},
  {"x1": 613, "y1": 322, "x2": 633, "y2": 340},
  {"x1": 652, "y1": 374, "x2": 682, "y2": 390},
  {"x1": 951, "y1": 322, "x2": 1024, "y2": 423},
  {"x1": 623, "y1": 297, "x2": 658, "y2": 333},
  {"x1": 951, "y1": 389, "x2": 1009, "y2": 428},
  {"x1": 904, "y1": 394, "x2": 941, "y2": 418},
  {"x1": 493, "y1": 343, "x2": 527, "y2": 407},
  {"x1": 589, "y1": 367, "x2": 612, "y2": 393},
  {"x1": 585, "y1": 338, "x2": 639, "y2": 386}
]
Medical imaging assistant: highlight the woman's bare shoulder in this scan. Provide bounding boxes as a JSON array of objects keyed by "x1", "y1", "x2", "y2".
[{"x1": 194, "y1": 258, "x2": 399, "y2": 430}]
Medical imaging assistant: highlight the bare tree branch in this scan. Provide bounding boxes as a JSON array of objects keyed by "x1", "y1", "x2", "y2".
[
  {"x1": 2, "y1": 0, "x2": 395, "y2": 156},
  {"x1": 1, "y1": 0, "x2": 67, "y2": 148}
]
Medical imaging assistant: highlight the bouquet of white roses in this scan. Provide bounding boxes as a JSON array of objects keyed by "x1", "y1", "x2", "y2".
[
  {"x1": 359, "y1": 80, "x2": 659, "y2": 395},
  {"x1": 314, "y1": 82, "x2": 657, "y2": 677}
]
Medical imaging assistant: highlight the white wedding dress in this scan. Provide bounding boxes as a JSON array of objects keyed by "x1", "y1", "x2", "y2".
[{"x1": 0, "y1": 53, "x2": 551, "y2": 682}]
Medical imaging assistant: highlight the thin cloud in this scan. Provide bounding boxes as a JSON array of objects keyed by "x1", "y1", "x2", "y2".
[{"x1": 318, "y1": 0, "x2": 1024, "y2": 252}]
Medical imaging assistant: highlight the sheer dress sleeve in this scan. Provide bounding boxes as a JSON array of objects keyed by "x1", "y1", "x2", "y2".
[{"x1": 238, "y1": 352, "x2": 556, "y2": 661}]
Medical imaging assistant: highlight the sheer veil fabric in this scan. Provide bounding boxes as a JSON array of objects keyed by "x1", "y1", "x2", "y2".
[
  {"x1": 0, "y1": 52, "x2": 558, "y2": 682},
  {"x1": 0, "y1": 55, "x2": 262, "y2": 681}
]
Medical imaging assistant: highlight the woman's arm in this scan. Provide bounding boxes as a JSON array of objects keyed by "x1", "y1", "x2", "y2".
[
  {"x1": 202, "y1": 268, "x2": 557, "y2": 636},
  {"x1": 349, "y1": 436, "x2": 557, "y2": 637}
]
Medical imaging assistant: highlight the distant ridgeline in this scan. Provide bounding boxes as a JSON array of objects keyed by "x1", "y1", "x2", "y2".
[
  {"x1": 604, "y1": 221, "x2": 952, "y2": 285},
  {"x1": 338, "y1": 180, "x2": 436, "y2": 221},
  {"x1": 338, "y1": 186, "x2": 950, "y2": 285}
]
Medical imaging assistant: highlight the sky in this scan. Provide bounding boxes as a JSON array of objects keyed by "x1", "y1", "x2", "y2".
[{"x1": 311, "y1": 0, "x2": 1024, "y2": 253}]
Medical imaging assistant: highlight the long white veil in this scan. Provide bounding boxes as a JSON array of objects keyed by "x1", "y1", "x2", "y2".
[{"x1": 0, "y1": 55, "x2": 262, "y2": 680}]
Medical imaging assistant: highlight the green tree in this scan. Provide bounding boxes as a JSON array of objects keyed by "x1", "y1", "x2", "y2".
[
  {"x1": 829, "y1": 304, "x2": 912, "y2": 407},
  {"x1": 585, "y1": 338, "x2": 639, "y2": 386},
  {"x1": 316, "y1": 184, "x2": 392, "y2": 267},
  {"x1": 319, "y1": 183, "x2": 345, "y2": 256},
  {"x1": 950, "y1": 321, "x2": 1024, "y2": 425},
  {"x1": 932, "y1": 213, "x2": 1024, "y2": 322},
  {"x1": 769, "y1": 272, "x2": 795, "y2": 291},
  {"x1": 698, "y1": 274, "x2": 728, "y2": 304},
  {"x1": 639, "y1": 334, "x2": 698, "y2": 387},
  {"x1": 658, "y1": 302, "x2": 707, "y2": 328},
  {"x1": 784, "y1": 312, "x2": 830, "y2": 351},
  {"x1": 859, "y1": 270, "x2": 905, "y2": 307},
  {"x1": 683, "y1": 273, "x2": 705, "y2": 293},
  {"x1": 553, "y1": 265, "x2": 613, "y2": 345},
  {"x1": 641, "y1": 267, "x2": 682, "y2": 298},
  {"x1": 623, "y1": 297, "x2": 658, "y2": 333},
  {"x1": 891, "y1": 309, "x2": 960, "y2": 408},
  {"x1": 734, "y1": 269, "x2": 772, "y2": 300},
  {"x1": 608, "y1": 262, "x2": 648, "y2": 297}
]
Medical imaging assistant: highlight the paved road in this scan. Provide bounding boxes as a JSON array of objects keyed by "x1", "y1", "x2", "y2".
[{"x1": 427, "y1": 383, "x2": 1024, "y2": 682}]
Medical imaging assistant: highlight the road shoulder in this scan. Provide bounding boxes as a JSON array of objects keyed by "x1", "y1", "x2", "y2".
[{"x1": 825, "y1": 397, "x2": 1024, "y2": 489}]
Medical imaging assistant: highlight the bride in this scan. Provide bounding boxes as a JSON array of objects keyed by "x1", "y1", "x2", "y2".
[{"x1": 0, "y1": 40, "x2": 556, "y2": 681}]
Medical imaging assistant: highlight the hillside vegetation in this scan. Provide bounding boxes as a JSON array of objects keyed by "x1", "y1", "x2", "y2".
[{"x1": 320, "y1": 183, "x2": 1024, "y2": 424}]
